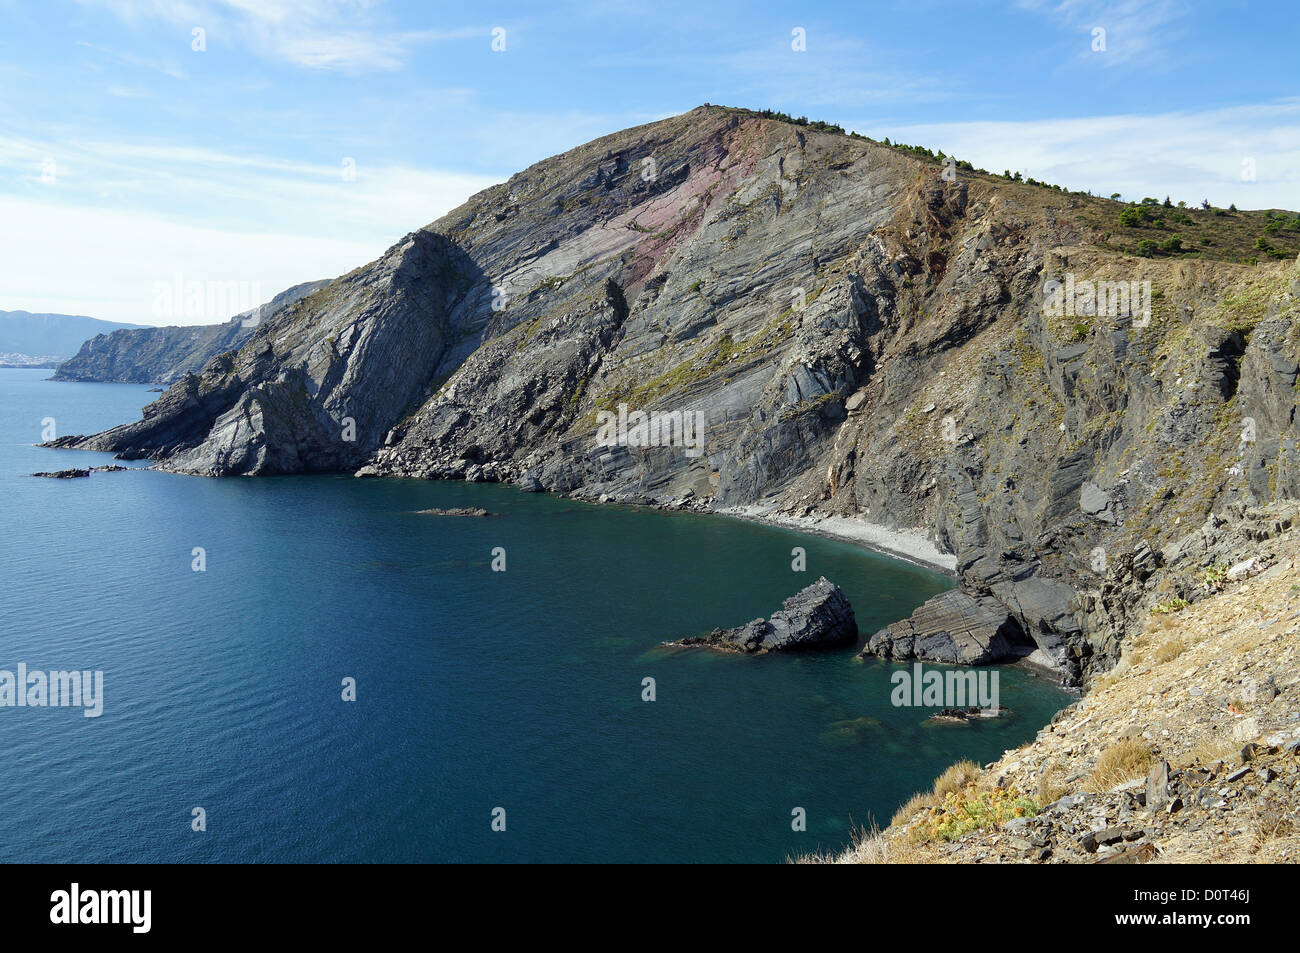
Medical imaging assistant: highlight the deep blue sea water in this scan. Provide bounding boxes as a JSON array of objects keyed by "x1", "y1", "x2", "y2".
[{"x1": 0, "y1": 367, "x2": 1070, "y2": 862}]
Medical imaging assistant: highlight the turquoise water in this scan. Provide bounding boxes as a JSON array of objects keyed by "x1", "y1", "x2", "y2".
[{"x1": 0, "y1": 368, "x2": 1070, "y2": 862}]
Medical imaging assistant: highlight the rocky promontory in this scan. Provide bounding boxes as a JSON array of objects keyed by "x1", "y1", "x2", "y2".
[
  {"x1": 44, "y1": 105, "x2": 1300, "y2": 691},
  {"x1": 52, "y1": 280, "x2": 327, "y2": 384},
  {"x1": 679, "y1": 576, "x2": 857, "y2": 653}
]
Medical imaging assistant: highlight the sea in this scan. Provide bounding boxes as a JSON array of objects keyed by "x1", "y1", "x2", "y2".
[{"x1": 0, "y1": 367, "x2": 1071, "y2": 862}]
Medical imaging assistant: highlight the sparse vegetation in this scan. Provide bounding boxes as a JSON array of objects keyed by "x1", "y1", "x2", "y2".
[
  {"x1": 1086, "y1": 736, "x2": 1153, "y2": 792},
  {"x1": 1153, "y1": 639, "x2": 1186, "y2": 664},
  {"x1": 912, "y1": 784, "x2": 1039, "y2": 842}
]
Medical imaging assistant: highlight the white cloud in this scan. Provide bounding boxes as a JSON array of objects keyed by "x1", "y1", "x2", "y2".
[
  {"x1": 0, "y1": 133, "x2": 502, "y2": 324},
  {"x1": 1018, "y1": 0, "x2": 1186, "y2": 66},
  {"x1": 0, "y1": 195, "x2": 382, "y2": 324},
  {"x1": 75, "y1": 40, "x2": 189, "y2": 79},
  {"x1": 862, "y1": 101, "x2": 1300, "y2": 209},
  {"x1": 77, "y1": 0, "x2": 484, "y2": 72},
  {"x1": 0, "y1": 130, "x2": 502, "y2": 231}
]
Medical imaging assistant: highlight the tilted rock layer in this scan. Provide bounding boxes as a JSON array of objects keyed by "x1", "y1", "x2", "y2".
[
  {"x1": 60, "y1": 106, "x2": 1300, "y2": 685},
  {"x1": 681, "y1": 576, "x2": 857, "y2": 653}
]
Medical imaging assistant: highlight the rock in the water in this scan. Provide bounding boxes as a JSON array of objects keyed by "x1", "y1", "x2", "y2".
[
  {"x1": 412, "y1": 507, "x2": 495, "y2": 517},
  {"x1": 862, "y1": 588, "x2": 1018, "y2": 665},
  {"x1": 31, "y1": 469, "x2": 89, "y2": 478},
  {"x1": 926, "y1": 706, "x2": 1006, "y2": 724},
  {"x1": 681, "y1": 576, "x2": 857, "y2": 653}
]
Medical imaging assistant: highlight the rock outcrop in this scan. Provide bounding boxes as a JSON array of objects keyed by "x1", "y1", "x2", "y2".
[
  {"x1": 51, "y1": 105, "x2": 1300, "y2": 685},
  {"x1": 864, "y1": 588, "x2": 1019, "y2": 665},
  {"x1": 829, "y1": 517, "x2": 1300, "y2": 864},
  {"x1": 681, "y1": 576, "x2": 857, "y2": 653}
]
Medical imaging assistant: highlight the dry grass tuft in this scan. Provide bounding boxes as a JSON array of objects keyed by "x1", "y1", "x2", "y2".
[
  {"x1": 1086, "y1": 736, "x2": 1153, "y2": 792},
  {"x1": 1037, "y1": 761, "x2": 1070, "y2": 806},
  {"x1": 1183, "y1": 733, "x2": 1238, "y2": 769},
  {"x1": 793, "y1": 823, "x2": 937, "y2": 864},
  {"x1": 890, "y1": 790, "x2": 937, "y2": 828},
  {"x1": 1153, "y1": 639, "x2": 1186, "y2": 664},
  {"x1": 933, "y1": 759, "x2": 982, "y2": 798},
  {"x1": 888, "y1": 758, "x2": 982, "y2": 827}
]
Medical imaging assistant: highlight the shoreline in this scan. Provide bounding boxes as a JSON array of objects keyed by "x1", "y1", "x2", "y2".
[{"x1": 712, "y1": 504, "x2": 958, "y2": 575}]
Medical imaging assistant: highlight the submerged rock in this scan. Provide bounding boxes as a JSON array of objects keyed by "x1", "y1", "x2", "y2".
[
  {"x1": 680, "y1": 576, "x2": 857, "y2": 653},
  {"x1": 925, "y1": 706, "x2": 1007, "y2": 725},
  {"x1": 412, "y1": 507, "x2": 496, "y2": 517}
]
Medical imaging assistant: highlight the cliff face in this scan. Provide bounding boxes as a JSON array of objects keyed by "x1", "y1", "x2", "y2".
[
  {"x1": 60, "y1": 106, "x2": 1300, "y2": 684},
  {"x1": 51, "y1": 280, "x2": 328, "y2": 384}
]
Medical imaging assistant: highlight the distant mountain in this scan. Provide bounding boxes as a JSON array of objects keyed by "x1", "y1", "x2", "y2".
[
  {"x1": 0, "y1": 311, "x2": 146, "y2": 366},
  {"x1": 52, "y1": 280, "x2": 330, "y2": 383}
]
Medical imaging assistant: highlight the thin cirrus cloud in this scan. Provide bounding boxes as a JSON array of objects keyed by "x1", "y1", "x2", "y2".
[
  {"x1": 272, "y1": 26, "x2": 484, "y2": 72},
  {"x1": 0, "y1": 133, "x2": 503, "y2": 324},
  {"x1": 75, "y1": 40, "x2": 189, "y2": 79},
  {"x1": 78, "y1": 0, "x2": 485, "y2": 72},
  {"x1": 1016, "y1": 0, "x2": 1186, "y2": 66},
  {"x1": 861, "y1": 101, "x2": 1300, "y2": 209}
]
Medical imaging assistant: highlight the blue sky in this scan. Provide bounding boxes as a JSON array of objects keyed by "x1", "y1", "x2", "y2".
[{"x1": 2, "y1": 0, "x2": 1297, "y2": 324}]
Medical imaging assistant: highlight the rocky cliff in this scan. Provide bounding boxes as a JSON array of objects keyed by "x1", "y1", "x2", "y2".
[
  {"x1": 55, "y1": 106, "x2": 1300, "y2": 686},
  {"x1": 818, "y1": 504, "x2": 1300, "y2": 864},
  {"x1": 51, "y1": 280, "x2": 328, "y2": 384}
]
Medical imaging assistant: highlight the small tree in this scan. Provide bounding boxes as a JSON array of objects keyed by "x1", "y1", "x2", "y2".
[{"x1": 1118, "y1": 206, "x2": 1145, "y2": 228}]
